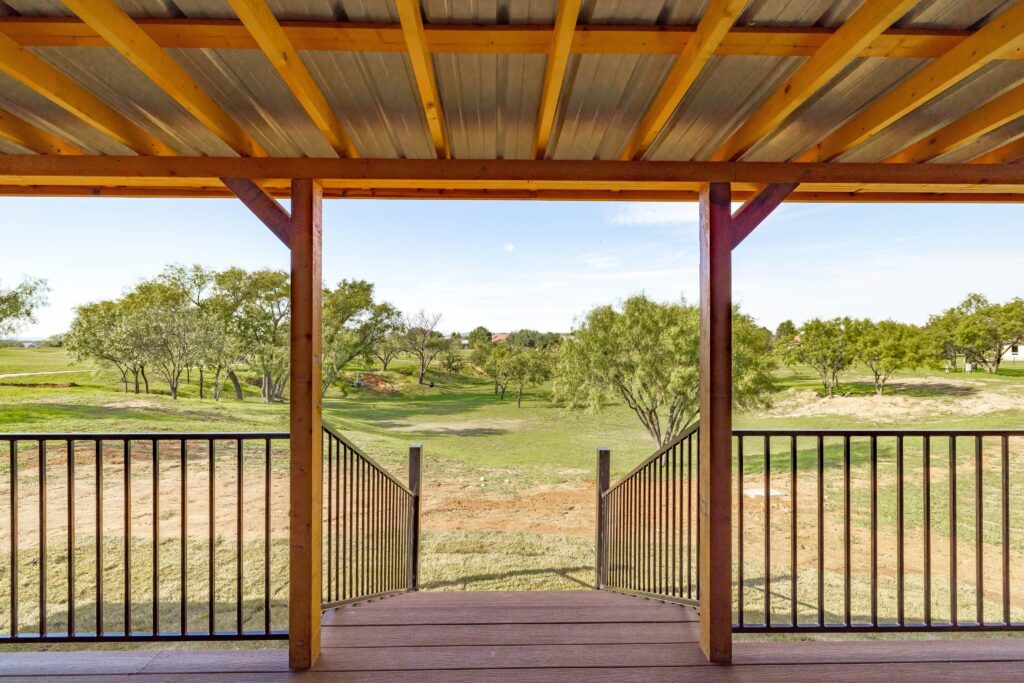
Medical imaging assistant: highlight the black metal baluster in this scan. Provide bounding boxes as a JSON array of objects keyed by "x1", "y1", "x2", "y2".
[
  {"x1": 152, "y1": 439, "x2": 160, "y2": 635},
  {"x1": 790, "y1": 435, "x2": 797, "y2": 628},
  {"x1": 764, "y1": 435, "x2": 771, "y2": 627},
  {"x1": 975, "y1": 435, "x2": 983, "y2": 626},
  {"x1": 10, "y1": 440, "x2": 18, "y2": 638},
  {"x1": 236, "y1": 440, "x2": 243, "y2": 634},
  {"x1": 123, "y1": 440, "x2": 130, "y2": 637},
  {"x1": 334, "y1": 438, "x2": 341, "y2": 598},
  {"x1": 870, "y1": 435, "x2": 877, "y2": 627},
  {"x1": 950, "y1": 435, "x2": 958, "y2": 626},
  {"x1": 897, "y1": 435, "x2": 904, "y2": 628},
  {"x1": 264, "y1": 439, "x2": 271, "y2": 635},
  {"x1": 671, "y1": 444, "x2": 677, "y2": 597},
  {"x1": 39, "y1": 440, "x2": 47, "y2": 637},
  {"x1": 923, "y1": 435, "x2": 932, "y2": 626},
  {"x1": 67, "y1": 439, "x2": 75, "y2": 636},
  {"x1": 737, "y1": 435, "x2": 744, "y2": 626},
  {"x1": 816, "y1": 435, "x2": 824, "y2": 627},
  {"x1": 96, "y1": 440, "x2": 103, "y2": 637},
  {"x1": 687, "y1": 435, "x2": 693, "y2": 599},
  {"x1": 1002, "y1": 435, "x2": 1010, "y2": 626},
  {"x1": 208, "y1": 439, "x2": 215, "y2": 635},
  {"x1": 181, "y1": 440, "x2": 187, "y2": 636},
  {"x1": 326, "y1": 435, "x2": 333, "y2": 603},
  {"x1": 843, "y1": 435, "x2": 851, "y2": 627}
]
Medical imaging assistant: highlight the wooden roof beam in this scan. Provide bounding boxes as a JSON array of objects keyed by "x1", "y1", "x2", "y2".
[
  {"x1": 532, "y1": 0, "x2": 582, "y2": 159},
  {"x1": 4, "y1": 156, "x2": 1024, "y2": 188},
  {"x1": 0, "y1": 106, "x2": 85, "y2": 155},
  {"x1": 797, "y1": 1, "x2": 1024, "y2": 163},
  {"x1": 0, "y1": 31, "x2": 175, "y2": 155},
  {"x1": 620, "y1": 0, "x2": 749, "y2": 161},
  {"x1": 62, "y1": 0, "x2": 265, "y2": 158},
  {"x1": 712, "y1": 0, "x2": 916, "y2": 162},
  {"x1": 730, "y1": 183, "x2": 798, "y2": 248},
  {"x1": 970, "y1": 134, "x2": 1024, "y2": 164},
  {"x1": 226, "y1": 0, "x2": 357, "y2": 158},
  {"x1": 395, "y1": 0, "x2": 449, "y2": 159},
  {"x1": 884, "y1": 81, "x2": 1024, "y2": 163},
  {"x1": 3, "y1": 18, "x2": 1024, "y2": 61}
]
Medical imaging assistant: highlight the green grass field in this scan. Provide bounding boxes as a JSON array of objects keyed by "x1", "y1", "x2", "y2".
[{"x1": 1, "y1": 346, "x2": 1023, "y2": 640}]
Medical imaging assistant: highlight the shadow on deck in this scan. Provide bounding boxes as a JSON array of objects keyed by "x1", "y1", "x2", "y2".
[{"x1": 3, "y1": 591, "x2": 1024, "y2": 681}]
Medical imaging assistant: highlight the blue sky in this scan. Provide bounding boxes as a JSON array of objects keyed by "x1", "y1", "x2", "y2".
[{"x1": 2, "y1": 196, "x2": 1022, "y2": 338}]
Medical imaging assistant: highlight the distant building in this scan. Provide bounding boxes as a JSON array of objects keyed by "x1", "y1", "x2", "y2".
[
  {"x1": 491, "y1": 333, "x2": 510, "y2": 343},
  {"x1": 1003, "y1": 343, "x2": 1022, "y2": 362},
  {"x1": 21, "y1": 342, "x2": 38, "y2": 349}
]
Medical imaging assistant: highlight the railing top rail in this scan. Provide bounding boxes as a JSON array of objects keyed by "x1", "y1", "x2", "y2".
[
  {"x1": 322, "y1": 422, "x2": 414, "y2": 496},
  {"x1": 605, "y1": 422, "x2": 699, "y2": 496},
  {"x1": 733, "y1": 428, "x2": 1024, "y2": 437},
  {"x1": 0, "y1": 431, "x2": 290, "y2": 440}
]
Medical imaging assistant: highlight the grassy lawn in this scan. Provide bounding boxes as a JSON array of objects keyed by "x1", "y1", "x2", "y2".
[{"x1": 1, "y1": 346, "x2": 1023, "y2": 641}]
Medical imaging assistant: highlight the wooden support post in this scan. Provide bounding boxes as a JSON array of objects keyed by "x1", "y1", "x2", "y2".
[
  {"x1": 699, "y1": 182, "x2": 733, "y2": 663},
  {"x1": 408, "y1": 444, "x2": 422, "y2": 590},
  {"x1": 595, "y1": 447, "x2": 610, "y2": 589},
  {"x1": 288, "y1": 178, "x2": 323, "y2": 670}
]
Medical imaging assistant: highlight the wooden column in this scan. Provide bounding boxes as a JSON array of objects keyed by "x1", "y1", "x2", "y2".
[
  {"x1": 408, "y1": 444, "x2": 422, "y2": 590},
  {"x1": 288, "y1": 178, "x2": 323, "y2": 670},
  {"x1": 595, "y1": 447, "x2": 610, "y2": 589},
  {"x1": 698, "y1": 182, "x2": 733, "y2": 663}
]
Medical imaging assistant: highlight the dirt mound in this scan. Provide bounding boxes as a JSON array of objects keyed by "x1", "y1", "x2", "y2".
[
  {"x1": 359, "y1": 373, "x2": 396, "y2": 393},
  {"x1": 0, "y1": 381, "x2": 79, "y2": 388}
]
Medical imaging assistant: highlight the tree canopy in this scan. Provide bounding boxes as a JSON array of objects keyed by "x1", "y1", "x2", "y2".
[
  {"x1": 552, "y1": 295, "x2": 775, "y2": 446},
  {"x1": 0, "y1": 277, "x2": 48, "y2": 336}
]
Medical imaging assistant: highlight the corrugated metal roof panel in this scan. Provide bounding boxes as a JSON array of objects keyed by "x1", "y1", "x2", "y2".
[
  {"x1": 303, "y1": 50, "x2": 435, "y2": 158},
  {"x1": 934, "y1": 118, "x2": 1024, "y2": 164},
  {"x1": 842, "y1": 60, "x2": 1024, "y2": 162},
  {"x1": 548, "y1": 52, "x2": 674, "y2": 160},
  {"x1": 0, "y1": 70, "x2": 134, "y2": 155},
  {"x1": 895, "y1": 0, "x2": 1016, "y2": 30},
  {"x1": 741, "y1": 57, "x2": 925, "y2": 161},
  {"x1": 0, "y1": 136, "x2": 33, "y2": 154},
  {"x1": 422, "y1": 0, "x2": 556, "y2": 24},
  {"x1": 434, "y1": 52, "x2": 545, "y2": 159},
  {"x1": 648, "y1": 55, "x2": 803, "y2": 161},
  {"x1": 31, "y1": 46, "x2": 231, "y2": 156},
  {"x1": 169, "y1": 48, "x2": 335, "y2": 157}
]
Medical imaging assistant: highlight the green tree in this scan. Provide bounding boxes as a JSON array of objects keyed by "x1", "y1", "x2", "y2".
[
  {"x1": 321, "y1": 279, "x2": 401, "y2": 396},
  {"x1": 66, "y1": 300, "x2": 147, "y2": 394},
  {"x1": 467, "y1": 325, "x2": 492, "y2": 349},
  {"x1": 928, "y1": 294, "x2": 1024, "y2": 374},
  {"x1": 483, "y1": 343, "x2": 514, "y2": 399},
  {"x1": 794, "y1": 317, "x2": 854, "y2": 398},
  {"x1": 851, "y1": 319, "x2": 929, "y2": 395},
  {"x1": 553, "y1": 295, "x2": 775, "y2": 446},
  {"x1": 506, "y1": 347, "x2": 553, "y2": 407},
  {"x1": 230, "y1": 269, "x2": 291, "y2": 402},
  {"x1": 0, "y1": 277, "x2": 48, "y2": 336},
  {"x1": 372, "y1": 331, "x2": 404, "y2": 372}
]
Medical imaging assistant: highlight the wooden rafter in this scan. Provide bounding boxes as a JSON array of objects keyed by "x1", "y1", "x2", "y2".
[
  {"x1": 4, "y1": 156, "x2": 1024, "y2": 188},
  {"x1": 885, "y1": 82, "x2": 1024, "y2": 163},
  {"x1": 797, "y1": 1, "x2": 1024, "y2": 162},
  {"x1": 395, "y1": 0, "x2": 449, "y2": 159},
  {"x1": 62, "y1": 0, "x2": 265, "y2": 158},
  {"x1": 711, "y1": 0, "x2": 916, "y2": 162},
  {"x1": 0, "y1": 107, "x2": 84, "y2": 155},
  {"x1": 226, "y1": 0, "x2": 357, "y2": 158},
  {"x1": 970, "y1": 134, "x2": 1024, "y2": 164},
  {"x1": 533, "y1": 0, "x2": 582, "y2": 159},
  {"x1": 3, "y1": 18, "x2": 1013, "y2": 61},
  {"x1": 620, "y1": 0, "x2": 748, "y2": 161},
  {"x1": 0, "y1": 31, "x2": 175, "y2": 155}
]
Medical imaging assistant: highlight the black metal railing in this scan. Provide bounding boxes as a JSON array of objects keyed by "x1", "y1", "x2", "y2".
[
  {"x1": 321, "y1": 425, "x2": 419, "y2": 609},
  {"x1": 598, "y1": 424, "x2": 700, "y2": 606},
  {"x1": 733, "y1": 429, "x2": 1023, "y2": 633},
  {"x1": 1, "y1": 432, "x2": 290, "y2": 643},
  {"x1": 598, "y1": 427, "x2": 1024, "y2": 634}
]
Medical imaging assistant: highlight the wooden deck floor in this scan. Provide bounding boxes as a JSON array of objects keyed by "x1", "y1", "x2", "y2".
[{"x1": 3, "y1": 591, "x2": 1024, "y2": 681}]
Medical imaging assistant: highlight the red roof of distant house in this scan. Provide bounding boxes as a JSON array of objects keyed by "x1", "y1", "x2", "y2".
[{"x1": 492, "y1": 333, "x2": 509, "y2": 343}]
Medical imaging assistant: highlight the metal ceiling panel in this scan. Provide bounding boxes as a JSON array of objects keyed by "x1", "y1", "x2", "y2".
[
  {"x1": 434, "y1": 52, "x2": 545, "y2": 159},
  {"x1": 422, "y1": 0, "x2": 556, "y2": 24}
]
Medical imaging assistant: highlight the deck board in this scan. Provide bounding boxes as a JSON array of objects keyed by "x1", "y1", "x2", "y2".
[{"x1": 3, "y1": 590, "x2": 1023, "y2": 681}]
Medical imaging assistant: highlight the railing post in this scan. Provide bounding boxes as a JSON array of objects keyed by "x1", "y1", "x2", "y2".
[
  {"x1": 408, "y1": 444, "x2": 422, "y2": 590},
  {"x1": 595, "y1": 447, "x2": 610, "y2": 589}
]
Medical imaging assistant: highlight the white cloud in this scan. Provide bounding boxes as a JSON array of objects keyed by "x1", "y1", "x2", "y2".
[
  {"x1": 608, "y1": 203, "x2": 700, "y2": 226},
  {"x1": 502, "y1": 243, "x2": 515, "y2": 252},
  {"x1": 582, "y1": 253, "x2": 619, "y2": 270}
]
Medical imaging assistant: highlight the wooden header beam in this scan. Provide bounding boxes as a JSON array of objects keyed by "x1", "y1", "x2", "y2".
[
  {"x1": 4, "y1": 156, "x2": 1024, "y2": 187},
  {"x1": 1, "y1": 17, "x2": 1013, "y2": 61}
]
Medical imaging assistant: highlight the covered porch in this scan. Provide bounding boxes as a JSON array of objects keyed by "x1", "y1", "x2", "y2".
[{"x1": 2, "y1": 0, "x2": 1024, "y2": 677}]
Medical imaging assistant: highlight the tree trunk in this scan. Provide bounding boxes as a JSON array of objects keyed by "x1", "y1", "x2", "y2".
[
  {"x1": 132, "y1": 369, "x2": 140, "y2": 395},
  {"x1": 499, "y1": 384, "x2": 506, "y2": 400},
  {"x1": 381, "y1": 356, "x2": 391, "y2": 371},
  {"x1": 199, "y1": 367, "x2": 205, "y2": 399},
  {"x1": 227, "y1": 369, "x2": 243, "y2": 400},
  {"x1": 517, "y1": 386, "x2": 523, "y2": 408},
  {"x1": 141, "y1": 366, "x2": 150, "y2": 394},
  {"x1": 186, "y1": 366, "x2": 191, "y2": 384}
]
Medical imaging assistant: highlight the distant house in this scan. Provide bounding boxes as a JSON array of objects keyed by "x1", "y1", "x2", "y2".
[
  {"x1": 1003, "y1": 343, "x2": 1022, "y2": 362},
  {"x1": 21, "y1": 342, "x2": 38, "y2": 349},
  {"x1": 491, "y1": 333, "x2": 509, "y2": 343},
  {"x1": 459, "y1": 335, "x2": 470, "y2": 349}
]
